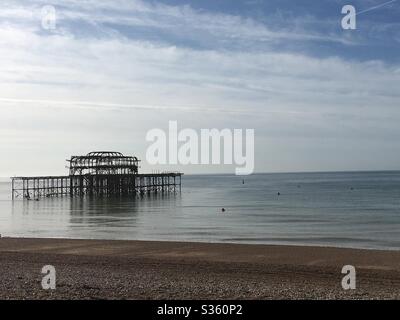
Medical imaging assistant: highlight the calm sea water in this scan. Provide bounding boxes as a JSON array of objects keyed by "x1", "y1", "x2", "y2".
[{"x1": 1, "y1": 172, "x2": 400, "y2": 250}]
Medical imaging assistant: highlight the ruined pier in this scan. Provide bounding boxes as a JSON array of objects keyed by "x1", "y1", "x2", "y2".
[{"x1": 11, "y1": 151, "x2": 182, "y2": 200}]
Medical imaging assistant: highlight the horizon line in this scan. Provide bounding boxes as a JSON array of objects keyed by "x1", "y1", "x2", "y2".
[{"x1": 2, "y1": 168, "x2": 400, "y2": 179}]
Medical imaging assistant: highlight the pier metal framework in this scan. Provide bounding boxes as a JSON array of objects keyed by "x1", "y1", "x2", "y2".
[
  {"x1": 11, "y1": 151, "x2": 182, "y2": 200},
  {"x1": 68, "y1": 151, "x2": 140, "y2": 176}
]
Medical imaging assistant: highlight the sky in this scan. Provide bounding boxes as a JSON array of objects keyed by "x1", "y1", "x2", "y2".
[{"x1": 1, "y1": 0, "x2": 400, "y2": 176}]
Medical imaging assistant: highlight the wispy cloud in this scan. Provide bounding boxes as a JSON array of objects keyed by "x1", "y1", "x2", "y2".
[{"x1": 0, "y1": 0, "x2": 399, "y2": 174}]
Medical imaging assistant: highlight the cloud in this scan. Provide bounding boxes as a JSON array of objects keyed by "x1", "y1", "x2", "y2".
[{"x1": 0, "y1": 0, "x2": 399, "y2": 174}]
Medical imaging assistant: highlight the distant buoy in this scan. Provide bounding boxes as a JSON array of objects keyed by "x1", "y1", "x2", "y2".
[
  {"x1": 242, "y1": 179, "x2": 245, "y2": 184},
  {"x1": 221, "y1": 208, "x2": 226, "y2": 212},
  {"x1": 277, "y1": 192, "x2": 280, "y2": 196}
]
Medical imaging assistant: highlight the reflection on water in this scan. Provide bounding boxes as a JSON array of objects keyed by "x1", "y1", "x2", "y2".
[
  {"x1": 7, "y1": 193, "x2": 182, "y2": 240},
  {"x1": 1, "y1": 172, "x2": 400, "y2": 250}
]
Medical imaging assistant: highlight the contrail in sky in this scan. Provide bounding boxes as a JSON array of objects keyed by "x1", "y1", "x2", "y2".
[{"x1": 357, "y1": 0, "x2": 397, "y2": 15}]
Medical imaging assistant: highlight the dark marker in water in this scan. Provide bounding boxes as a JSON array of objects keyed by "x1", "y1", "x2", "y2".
[
  {"x1": 277, "y1": 192, "x2": 280, "y2": 196},
  {"x1": 221, "y1": 208, "x2": 226, "y2": 212}
]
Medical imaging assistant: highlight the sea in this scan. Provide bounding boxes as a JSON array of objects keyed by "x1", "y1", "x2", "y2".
[{"x1": 1, "y1": 171, "x2": 400, "y2": 250}]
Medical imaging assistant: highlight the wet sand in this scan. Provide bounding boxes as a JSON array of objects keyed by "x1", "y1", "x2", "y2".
[{"x1": 0, "y1": 237, "x2": 399, "y2": 299}]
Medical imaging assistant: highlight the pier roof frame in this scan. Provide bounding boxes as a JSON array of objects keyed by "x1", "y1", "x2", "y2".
[{"x1": 67, "y1": 151, "x2": 140, "y2": 176}]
